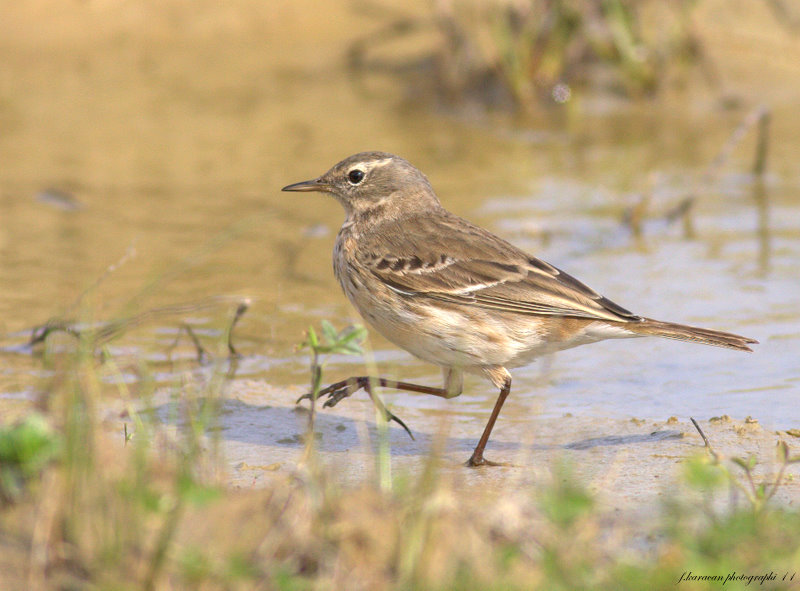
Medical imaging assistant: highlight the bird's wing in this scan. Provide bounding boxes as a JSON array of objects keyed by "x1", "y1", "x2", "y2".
[{"x1": 356, "y1": 211, "x2": 641, "y2": 323}]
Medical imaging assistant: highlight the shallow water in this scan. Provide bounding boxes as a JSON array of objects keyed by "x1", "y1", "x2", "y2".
[{"x1": 0, "y1": 1, "x2": 798, "y2": 439}]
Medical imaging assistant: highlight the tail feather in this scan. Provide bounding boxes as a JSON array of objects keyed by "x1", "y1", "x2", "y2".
[{"x1": 625, "y1": 318, "x2": 758, "y2": 352}]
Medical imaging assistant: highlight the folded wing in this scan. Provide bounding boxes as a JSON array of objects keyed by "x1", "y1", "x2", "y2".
[{"x1": 356, "y1": 211, "x2": 642, "y2": 324}]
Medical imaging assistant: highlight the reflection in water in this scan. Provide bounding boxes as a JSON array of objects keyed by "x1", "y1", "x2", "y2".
[{"x1": 753, "y1": 180, "x2": 771, "y2": 276}]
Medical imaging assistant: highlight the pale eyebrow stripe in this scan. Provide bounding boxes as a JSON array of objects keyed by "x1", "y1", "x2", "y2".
[
  {"x1": 370, "y1": 157, "x2": 394, "y2": 169},
  {"x1": 348, "y1": 157, "x2": 394, "y2": 176}
]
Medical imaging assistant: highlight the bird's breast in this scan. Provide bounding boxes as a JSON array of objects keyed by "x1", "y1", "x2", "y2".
[{"x1": 332, "y1": 231, "x2": 354, "y2": 293}]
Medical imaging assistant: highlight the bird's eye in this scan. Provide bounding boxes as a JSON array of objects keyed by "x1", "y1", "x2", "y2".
[{"x1": 347, "y1": 169, "x2": 365, "y2": 185}]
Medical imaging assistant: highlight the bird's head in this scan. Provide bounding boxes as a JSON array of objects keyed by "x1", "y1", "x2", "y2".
[{"x1": 282, "y1": 151, "x2": 441, "y2": 220}]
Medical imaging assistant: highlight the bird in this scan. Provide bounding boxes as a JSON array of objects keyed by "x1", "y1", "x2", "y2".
[{"x1": 282, "y1": 151, "x2": 758, "y2": 467}]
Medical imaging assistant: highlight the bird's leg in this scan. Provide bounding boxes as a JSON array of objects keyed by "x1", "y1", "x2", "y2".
[
  {"x1": 297, "y1": 377, "x2": 456, "y2": 405},
  {"x1": 465, "y1": 376, "x2": 512, "y2": 467},
  {"x1": 296, "y1": 376, "x2": 457, "y2": 440}
]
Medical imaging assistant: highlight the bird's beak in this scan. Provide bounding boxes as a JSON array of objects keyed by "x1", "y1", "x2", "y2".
[{"x1": 281, "y1": 177, "x2": 330, "y2": 193}]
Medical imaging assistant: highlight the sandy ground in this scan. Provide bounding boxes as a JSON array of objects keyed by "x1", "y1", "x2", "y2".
[{"x1": 111, "y1": 378, "x2": 800, "y2": 517}]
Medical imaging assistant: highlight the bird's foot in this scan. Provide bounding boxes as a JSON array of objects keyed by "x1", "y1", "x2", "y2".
[
  {"x1": 464, "y1": 453, "x2": 510, "y2": 468},
  {"x1": 321, "y1": 383, "x2": 357, "y2": 409},
  {"x1": 295, "y1": 378, "x2": 362, "y2": 408},
  {"x1": 296, "y1": 377, "x2": 415, "y2": 440}
]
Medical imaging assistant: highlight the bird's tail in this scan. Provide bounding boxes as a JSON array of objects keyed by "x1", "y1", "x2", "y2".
[{"x1": 625, "y1": 318, "x2": 758, "y2": 352}]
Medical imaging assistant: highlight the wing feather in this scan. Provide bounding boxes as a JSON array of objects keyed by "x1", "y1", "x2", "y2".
[{"x1": 356, "y1": 211, "x2": 641, "y2": 323}]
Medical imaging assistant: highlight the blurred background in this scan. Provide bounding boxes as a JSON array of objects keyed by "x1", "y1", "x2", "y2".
[{"x1": 1, "y1": 0, "x2": 798, "y2": 427}]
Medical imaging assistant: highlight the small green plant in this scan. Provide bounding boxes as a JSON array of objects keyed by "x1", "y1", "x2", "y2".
[
  {"x1": 730, "y1": 441, "x2": 800, "y2": 510},
  {"x1": 300, "y1": 321, "x2": 368, "y2": 402},
  {"x1": 297, "y1": 321, "x2": 368, "y2": 459},
  {"x1": 0, "y1": 413, "x2": 61, "y2": 503},
  {"x1": 690, "y1": 418, "x2": 800, "y2": 512}
]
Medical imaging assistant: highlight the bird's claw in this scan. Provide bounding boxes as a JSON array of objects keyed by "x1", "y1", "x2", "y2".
[
  {"x1": 321, "y1": 384, "x2": 354, "y2": 408},
  {"x1": 296, "y1": 382, "x2": 356, "y2": 407},
  {"x1": 464, "y1": 454, "x2": 511, "y2": 468},
  {"x1": 295, "y1": 378, "x2": 414, "y2": 441},
  {"x1": 386, "y1": 411, "x2": 415, "y2": 441}
]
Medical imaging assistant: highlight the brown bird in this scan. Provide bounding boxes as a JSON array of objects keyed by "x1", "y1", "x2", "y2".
[{"x1": 283, "y1": 152, "x2": 757, "y2": 467}]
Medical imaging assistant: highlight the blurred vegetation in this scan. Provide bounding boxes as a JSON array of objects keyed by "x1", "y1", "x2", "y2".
[
  {"x1": 0, "y1": 321, "x2": 798, "y2": 589},
  {"x1": 349, "y1": 0, "x2": 793, "y2": 112},
  {"x1": 433, "y1": 0, "x2": 701, "y2": 105},
  {"x1": 0, "y1": 414, "x2": 60, "y2": 504}
]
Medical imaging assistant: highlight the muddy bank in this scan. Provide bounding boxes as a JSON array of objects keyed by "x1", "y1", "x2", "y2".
[{"x1": 109, "y1": 379, "x2": 799, "y2": 514}]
